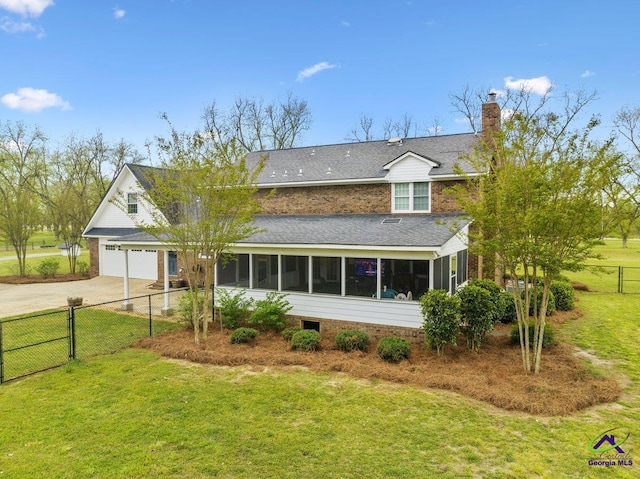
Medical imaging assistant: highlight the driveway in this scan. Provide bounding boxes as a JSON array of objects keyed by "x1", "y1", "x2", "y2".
[{"x1": 0, "y1": 276, "x2": 157, "y2": 318}]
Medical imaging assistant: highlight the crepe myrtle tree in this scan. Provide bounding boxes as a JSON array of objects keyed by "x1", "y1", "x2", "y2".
[
  {"x1": 114, "y1": 116, "x2": 265, "y2": 344},
  {"x1": 451, "y1": 88, "x2": 619, "y2": 373}
]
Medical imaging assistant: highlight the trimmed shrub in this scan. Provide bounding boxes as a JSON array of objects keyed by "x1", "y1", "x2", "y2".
[
  {"x1": 457, "y1": 285, "x2": 497, "y2": 351},
  {"x1": 177, "y1": 289, "x2": 204, "y2": 329},
  {"x1": 471, "y1": 279, "x2": 506, "y2": 323},
  {"x1": 76, "y1": 260, "x2": 90, "y2": 276},
  {"x1": 230, "y1": 327, "x2": 258, "y2": 344},
  {"x1": 215, "y1": 288, "x2": 253, "y2": 329},
  {"x1": 500, "y1": 291, "x2": 518, "y2": 323},
  {"x1": 335, "y1": 330, "x2": 370, "y2": 352},
  {"x1": 377, "y1": 336, "x2": 412, "y2": 363},
  {"x1": 550, "y1": 280, "x2": 575, "y2": 311},
  {"x1": 35, "y1": 258, "x2": 60, "y2": 278},
  {"x1": 510, "y1": 323, "x2": 556, "y2": 348},
  {"x1": 248, "y1": 291, "x2": 293, "y2": 331},
  {"x1": 291, "y1": 329, "x2": 321, "y2": 351},
  {"x1": 420, "y1": 289, "x2": 461, "y2": 355},
  {"x1": 282, "y1": 326, "x2": 302, "y2": 342}
]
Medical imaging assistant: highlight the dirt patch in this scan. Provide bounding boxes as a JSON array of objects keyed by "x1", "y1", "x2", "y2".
[
  {"x1": 0, "y1": 273, "x2": 92, "y2": 284},
  {"x1": 136, "y1": 313, "x2": 620, "y2": 416}
]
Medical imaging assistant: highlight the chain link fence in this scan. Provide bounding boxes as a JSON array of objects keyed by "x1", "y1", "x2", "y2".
[
  {"x1": 0, "y1": 288, "x2": 188, "y2": 384},
  {"x1": 574, "y1": 265, "x2": 640, "y2": 294}
]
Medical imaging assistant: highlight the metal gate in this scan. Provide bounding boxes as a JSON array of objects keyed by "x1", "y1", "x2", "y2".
[{"x1": 0, "y1": 310, "x2": 71, "y2": 383}]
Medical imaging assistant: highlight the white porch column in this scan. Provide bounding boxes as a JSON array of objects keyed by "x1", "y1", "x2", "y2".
[
  {"x1": 341, "y1": 256, "x2": 346, "y2": 296},
  {"x1": 376, "y1": 257, "x2": 382, "y2": 299},
  {"x1": 308, "y1": 256, "x2": 313, "y2": 294},
  {"x1": 277, "y1": 254, "x2": 282, "y2": 291},
  {"x1": 161, "y1": 250, "x2": 173, "y2": 316},
  {"x1": 249, "y1": 253, "x2": 254, "y2": 289},
  {"x1": 122, "y1": 249, "x2": 133, "y2": 310}
]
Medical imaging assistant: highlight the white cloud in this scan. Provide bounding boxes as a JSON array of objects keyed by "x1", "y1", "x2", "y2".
[
  {"x1": 1, "y1": 87, "x2": 71, "y2": 112},
  {"x1": 340, "y1": 20, "x2": 349, "y2": 27},
  {"x1": 0, "y1": 0, "x2": 54, "y2": 17},
  {"x1": 454, "y1": 117, "x2": 471, "y2": 125},
  {"x1": 504, "y1": 75, "x2": 553, "y2": 95},
  {"x1": 113, "y1": 8, "x2": 125, "y2": 19},
  {"x1": 581, "y1": 70, "x2": 595, "y2": 78},
  {"x1": 296, "y1": 61, "x2": 337, "y2": 82},
  {"x1": 1, "y1": 18, "x2": 34, "y2": 32}
]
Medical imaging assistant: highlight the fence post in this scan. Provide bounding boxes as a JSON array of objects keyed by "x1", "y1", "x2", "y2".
[
  {"x1": 619, "y1": 266, "x2": 623, "y2": 294},
  {"x1": 70, "y1": 307, "x2": 76, "y2": 360},
  {"x1": 0, "y1": 321, "x2": 4, "y2": 384},
  {"x1": 148, "y1": 295, "x2": 153, "y2": 337}
]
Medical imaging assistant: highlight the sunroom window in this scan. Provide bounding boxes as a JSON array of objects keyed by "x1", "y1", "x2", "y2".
[{"x1": 392, "y1": 182, "x2": 430, "y2": 212}]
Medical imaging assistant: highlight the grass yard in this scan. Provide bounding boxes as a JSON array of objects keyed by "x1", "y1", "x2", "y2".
[{"x1": 0, "y1": 242, "x2": 638, "y2": 478}]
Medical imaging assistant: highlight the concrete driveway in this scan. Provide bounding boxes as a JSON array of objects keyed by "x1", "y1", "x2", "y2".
[{"x1": 0, "y1": 276, "x2": 157, "y2": 318}]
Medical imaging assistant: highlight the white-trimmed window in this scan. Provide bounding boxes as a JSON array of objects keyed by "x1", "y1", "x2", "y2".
[
  {"x1": 392, "y1": 182, "x2": 430, "y2": 212},
  {"x1": 127, "y1": 193, "x2": 138, "y2": 214}
]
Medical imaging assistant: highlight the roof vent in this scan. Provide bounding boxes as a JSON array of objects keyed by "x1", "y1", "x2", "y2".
[
  {"x1": 310, "y1": 149, "x2": 315, "y2": 156},
  {"x1": 387, "y1": 137, "x2": 402, "y2": 146},
  {"x1": 326, "y1": 167, "x2": 332, "y2": 175},
  {"x1": 382, "y1": 218, "x2": 402, "y2": 224},
  {"x1": 297, "y1": 168, "x2": 303, "y2": 177}
]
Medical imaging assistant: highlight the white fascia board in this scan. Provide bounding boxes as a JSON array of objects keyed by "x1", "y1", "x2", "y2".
[
  {"x1": 429, "y1": 172, "x2": 484, "y2": 181},
  {"x1": 256, "y1": 177, "x2": 384, "y2": 188},
  {"x1": 228, "y1": 243, "x2": 440, "y2": 259}
]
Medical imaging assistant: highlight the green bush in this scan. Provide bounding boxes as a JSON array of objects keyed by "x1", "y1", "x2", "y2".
[
  {"x1": 177, "y1": 289, "x2": 204, "y2": 329},
  {"x1": 215, "y1": 288, "x2": 253, "y2": 329},
  {"x1": 282, "y1": 326, "x2": 302, "y2": 341},
  {"x1": 550, "y1": 280, "x2": 575, "y2": 311},
  {"x1": 230, "y1": 327, "x2": 258, "y2": 344},
  {"x1": 420, "y1": 289, "x2": 461, "y2": 355},
  {"x1": 76, "y1": 260, "x2": 90, "y2": 276},
  {"x1": 510, "y1": 323, "x2": 556, "y2": 348},
  {"x1": 291, "y1": 329, "x2": 321, "y2": 351},
  {"x1": 35, "y1": 258, "x2": 60, "y2": 278},
  {"x1": 377, "y1": 336, "x2": 412, "y2": 363},
  {"x1": 500, "y1": 291, "x2": 518, "y2": 323},
  {"x1": 248, "y1": 291, "x2": 293, "y2": 331},
  {"x1": 470, "y1": 279, "x2": 506, "y2": 323},
  {"x1": 457, "y1": 285, "x2": 497, "y2": 351},
  {"x1": 335, "y1": 330, "x2": 370, "y2": 352}
]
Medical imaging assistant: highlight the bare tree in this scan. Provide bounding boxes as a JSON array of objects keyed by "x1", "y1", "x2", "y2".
[
  {"x1": 201, "y1": 92, "x2": 312, "y2": 152},
  {"x1": 348, "y1": 113, "x2": 419, "y2": 142}
]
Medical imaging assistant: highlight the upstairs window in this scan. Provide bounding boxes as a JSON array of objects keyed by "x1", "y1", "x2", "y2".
[
  {"x1": 392, "y1": 182, "x2": 430, "y2": 212},
  {"x1": 127, "y1": 193, "x2": 138, "y2": 214}
]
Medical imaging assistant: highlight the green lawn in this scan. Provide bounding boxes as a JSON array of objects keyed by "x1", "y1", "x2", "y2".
[{"x1": 0, "y1": 243, "x2": 638, "y2": 478}]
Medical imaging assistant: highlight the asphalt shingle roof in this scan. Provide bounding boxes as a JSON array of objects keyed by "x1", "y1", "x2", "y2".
[
  {"x1": 111, "y1": 214, "x2": 469, "y2": 249},
  {"x1": 246, "y1": 133, "x2": 478, "y2": 185}
]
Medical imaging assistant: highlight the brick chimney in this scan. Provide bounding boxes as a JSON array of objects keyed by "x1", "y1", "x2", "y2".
[{"x1": 481, "y1": 92, "x2": 501, "y2": 142}]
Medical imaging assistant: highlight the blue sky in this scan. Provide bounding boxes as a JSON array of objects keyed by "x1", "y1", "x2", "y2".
[{"x1": 1, "y1": 0, "x2": 639, "y2": 154}]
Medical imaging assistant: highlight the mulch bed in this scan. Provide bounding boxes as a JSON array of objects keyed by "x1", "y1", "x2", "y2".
[
  {"x1": 136, "y1": 309, "x2": 621, "y2": 416},
  {"x1": 0, "y1": 273, "x2": 91, "y2": 284}
]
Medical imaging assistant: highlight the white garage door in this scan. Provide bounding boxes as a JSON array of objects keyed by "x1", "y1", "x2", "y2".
[{"x1": 101, "y1": 245, "x2": 158, "y2": 280}]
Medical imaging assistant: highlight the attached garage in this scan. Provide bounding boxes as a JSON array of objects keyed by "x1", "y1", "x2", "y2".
[{"x1": 98, "y1": 240, "x2": 159, "y2": 281}]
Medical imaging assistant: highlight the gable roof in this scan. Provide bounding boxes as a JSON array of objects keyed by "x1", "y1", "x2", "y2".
[{"x1": 246, "y1": 133, "x2": 478, "y2": 186}]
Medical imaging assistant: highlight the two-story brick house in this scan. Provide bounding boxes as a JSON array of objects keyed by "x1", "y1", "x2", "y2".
[{"x1": 83, "y1": 98, "x2": 501, "y2": 341}]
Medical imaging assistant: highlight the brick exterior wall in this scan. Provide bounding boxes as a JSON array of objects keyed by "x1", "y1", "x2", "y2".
[
  {"x1": 430, "y1": 180, "x2": 465, "y2": 213},
  {"x1": 258, "y1": 180, "x2": 466, "y2": 215},
  {"x1": 88, "y1": 238, "x2": 99, "y2": 277},
  {"x1": 257, "y1": 183, "x2": 390, "y2": 215}
]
